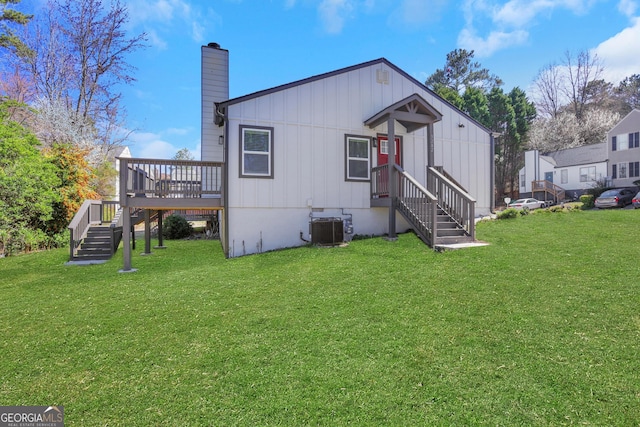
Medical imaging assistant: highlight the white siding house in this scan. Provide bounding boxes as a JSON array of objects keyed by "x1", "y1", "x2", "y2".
[
  {"x1": 202, "y1": 44, "x2": 494, "y2": 258},
  {"x1": 519, "y1": 144, "x2": 608, "y2": 200}
]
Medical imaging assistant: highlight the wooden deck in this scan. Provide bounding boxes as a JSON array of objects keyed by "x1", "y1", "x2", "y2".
[{"x1": 119, "y1": 158, "x2": 224, "y2": 209}]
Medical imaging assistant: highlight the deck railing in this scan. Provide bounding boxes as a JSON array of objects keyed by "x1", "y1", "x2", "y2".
[
  {"x1": 119, "y1": 158, "x2": 224, "y2": 199},
  {"x1": 427, "y1": 167, "x2": 475, "y2": 240},
  {"x1": 532, "y1": 180, "x2": 565, "y2": 203},
  {"x1": 68, "y1": 200, "x2": 123, "y2": 260},
  {"x1": 372, "y1": 164, "x2": 439, "y2": 245},
  {"x1": 396, "y1": 165, "x2": 438, "y2": 245},
  {"x1": 371, "y1": 164, "x2": 389, "y2": 198}
]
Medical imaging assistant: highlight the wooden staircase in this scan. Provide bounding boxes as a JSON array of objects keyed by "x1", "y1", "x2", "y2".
[
  {"x1": 68, "y1": 200, "x2": 124, "y2": 262},
  {"x1": 435, "y1": 207, "x2": 473, "y2": 245},
  {"x1": 74, "y1": 225, "x2": 114, "y2": 261},
  {"x1": 373, "y1": 165, "x2": 476, "y2": 248}
]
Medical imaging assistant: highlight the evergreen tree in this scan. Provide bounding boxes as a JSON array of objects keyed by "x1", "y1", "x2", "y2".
[{"x1": 0, "y1": 0, "x2": 32, "y2": 59}]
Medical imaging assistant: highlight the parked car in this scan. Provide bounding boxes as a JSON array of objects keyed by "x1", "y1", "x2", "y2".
[
  {"x1": 508, "y1": 198, "x2": 546, "y2": 210},
  {"x1": 594, "y1": 188, "x2": 637, "y2": 208},
  {"x1": 633, "y1": 191, "x2": 640, "y2": 209}
]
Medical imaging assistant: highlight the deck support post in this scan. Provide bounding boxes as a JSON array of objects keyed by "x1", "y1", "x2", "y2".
[
  {"x1": 119, "y1": 207, "x2": 136, "y2": 273},
  {"x1": 142, "y1": 209, "x2": 152, "y2": 255},
  {"x1": 427, "y1": 123, "x2": 434, "y2": 168},
  {"x1": 155, "y1": 210, "x2": 166, "y2": 249},
  {"x1": 387, "y1": 118, "x2": 397, "y2": 241}
]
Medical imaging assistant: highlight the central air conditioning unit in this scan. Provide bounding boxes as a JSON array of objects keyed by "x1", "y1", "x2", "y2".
[{"x1": 310, "y1": 218, "x2": 344, "y2": 246}]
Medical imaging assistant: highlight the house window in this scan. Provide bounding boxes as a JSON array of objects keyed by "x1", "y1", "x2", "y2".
[
  {"x1": 345, "y1": 135, "x2": 371, "y2": 181},
  {"x1": 240, "y1": 125, "x2": 273, "y2": 178},
  {"x1": 612, "y1": 135, "x2": 617, "y2": 151},
  {"x1": 616, "y1": 133, "x2": 629, "y2": 151},
  {"x1": 579, "y1": 166, "x2": 596, "y2": 182},
  {"x1": 561, "y1": 169, "x2": 568, "y2": 184},
  {"x1": 630, "y1": 161, "x2": 640, "y2": 178},
  {"x1": 617, "y1": 162, "x2": 628, "y2": 179},
  {"x1": 630, "y1": 132, "x2": 640, "y2": 149}
]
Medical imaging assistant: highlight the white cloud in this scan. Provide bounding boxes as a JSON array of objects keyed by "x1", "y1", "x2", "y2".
[
  {"x1": 459, "y1": 0, "x2": 600, "y2": 57},
  {"x1": 126, "y1": 0, "x2": 210, "y2": 46},
  {"x1": 145, "y1": 29, "x2": 168, "y2": 51},
  {"x1": 458, "y1": 27, "x2": 529, "y2": 57},
  {"x1": 318, "y1": 0, "x2": 354, "y2": 34},
  {"x1": 618, "y1": 0, "x2": 638, "y2": 16},
  {"x1": 390, "y1": 0, "x2": 447, "y2": 26},
  {"x1": 593, "y1": 16, "x2": 640, "y2": 83}
]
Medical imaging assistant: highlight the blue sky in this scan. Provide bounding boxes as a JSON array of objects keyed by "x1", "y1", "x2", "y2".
[{"x1": 40, "y1": 1, "x2": 640, "y2": 159}]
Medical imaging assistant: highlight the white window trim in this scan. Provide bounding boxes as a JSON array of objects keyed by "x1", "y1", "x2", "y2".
[
  {"x1": 579, "y1": 166, "x2": 596, "y2": 182},
  {"x1": 617, "y1": 162, "x2": 628, "y2": 179}
]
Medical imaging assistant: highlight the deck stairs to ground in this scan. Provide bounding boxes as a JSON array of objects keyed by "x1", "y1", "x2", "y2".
[
  {"x1": 74, "y1": 225, "x2": 114, "y2": 261},
  {"x1": 69, "y1": 206, "x2": 218, "y2": 262},
  {"x1": 374, "y1": 165, "x2": 476, "y2": 249},
  {"x1": 398, "y1": 198, "x2": 474, "y2": 246},
  {"x1": 70, "y1": 208, "x2": 148, "y2": 262}
]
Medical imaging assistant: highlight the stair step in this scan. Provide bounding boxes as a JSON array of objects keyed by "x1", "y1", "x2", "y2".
[
  {"x1": 72, "y1": 254, "x2": 112, "y2": 261},
  {"x1": 437, "y1": 228, "x2": 467, "y2": 237},
  {"x1": 437, "y1": 235, "x2": 475, "y2": 245}
]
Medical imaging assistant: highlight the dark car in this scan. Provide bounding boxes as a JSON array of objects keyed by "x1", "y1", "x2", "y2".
[
  {"x1": 594, "y1": 188, "x2": 637, "y2": 208},
  {"x1": 633, "y1": 191, "x2": 640, "y2": 209}
]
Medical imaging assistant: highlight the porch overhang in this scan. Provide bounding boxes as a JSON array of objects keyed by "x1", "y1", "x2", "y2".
[{"x1": 364, "y1": 93, "x2": 443, "y2": 133}]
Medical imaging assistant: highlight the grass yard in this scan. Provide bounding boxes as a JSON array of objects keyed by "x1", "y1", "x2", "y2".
[{"x1": 1, "y1": 209, "x2": 639, "y2": 425}]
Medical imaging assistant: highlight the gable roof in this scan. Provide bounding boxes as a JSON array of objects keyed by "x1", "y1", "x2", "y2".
[
  {"x1": 608, "y1": 108, "x2": 640, "y2": 135},
  {"x1": 217, "y1": 58, "x2": 490, "y2": 134},
  {"x1": 544, "y1": 142, "x2": 608, "y2": 167},
  {"x1": 365, "y1": 93, "x2": 443, "y2": 133}
]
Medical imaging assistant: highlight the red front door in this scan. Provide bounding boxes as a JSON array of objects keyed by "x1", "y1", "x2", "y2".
[{"x1": 377, "y1": 136, "x2": 401, "y2": 167}]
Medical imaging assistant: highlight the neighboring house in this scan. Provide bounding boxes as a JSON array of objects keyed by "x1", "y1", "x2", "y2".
[
  {"x1": 111, "y1": 146, "x2": 131, "y2": 201},
  {"x1": 607, "y1": 109, "x2": 640, "y2": 188},
  {"x1": 519, "y1": 109, "x2": 640, "y2": 201},
  {"x1": 116, "y1": 43, "x2": 495, "y2": 267},
  {"x1": 519, "y1": 143, "x2": 608, "y2": 201}
]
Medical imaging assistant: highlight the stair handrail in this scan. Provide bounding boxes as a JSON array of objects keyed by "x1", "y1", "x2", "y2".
[
  {"x1": 427, "y1": 167, "x2": 475, "y2": 240},
  {"x1": 394, "y1": 164, "x2": 439, "y2": 245},
  {"x1": 532, "y1": 180, "x2": 565, "y2": 203},
  {"x1": 109, "y1": 207, "x2": 124, "y2": 255},
  {"x1": 68, "y1": 200, "x2": 103, "y2": 260}
]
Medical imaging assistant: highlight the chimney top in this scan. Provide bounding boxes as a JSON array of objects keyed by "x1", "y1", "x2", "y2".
[{"x1": 207, "y1": 42, "x2": 222, "y2": 49}]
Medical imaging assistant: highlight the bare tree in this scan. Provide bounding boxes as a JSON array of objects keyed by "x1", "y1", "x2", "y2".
[
  {"x1": 562, "y1": 49, "x2": 603, "y2": 120},
  {"x1": 20, "y1": 0, "x2": 146, "y2": 159},
  {"x1": 532, "y1": 63, "x2": 563, "y2": 119},
  {"x1": 530, "y1": 49, "x2": 614, "y2": 151}
]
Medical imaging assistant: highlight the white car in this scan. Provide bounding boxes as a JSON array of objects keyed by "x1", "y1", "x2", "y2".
[{"x1": 508, "y1": 198, "x2": 546, "y2": 210}]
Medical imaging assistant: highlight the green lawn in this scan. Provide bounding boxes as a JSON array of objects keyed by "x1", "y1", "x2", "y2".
[{"x1": 1, "y1": 209, "x2": 639, "y2": 426}]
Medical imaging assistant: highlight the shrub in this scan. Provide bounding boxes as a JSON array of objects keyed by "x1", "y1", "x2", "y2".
[
  {"x1": 580, "y1": 194, "x2": 594, "y2": 210},
  {"x1": 497, "y1": 208, "x2": 519, "y2": 219},
  {"x1": 162, "y1": 214, "x2": 193, "y2": 239}
]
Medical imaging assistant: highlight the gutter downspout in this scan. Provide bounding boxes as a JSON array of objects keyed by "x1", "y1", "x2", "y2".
[
  {"x1": 490, "y1": 133, "x2": 496, "y2": 213},
  {"x1": 218, "y1": 104, "x2": 230, "y2": 258},
  {"x1": 387, "y1": 118, "x2": 397, "y2": 240}
]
